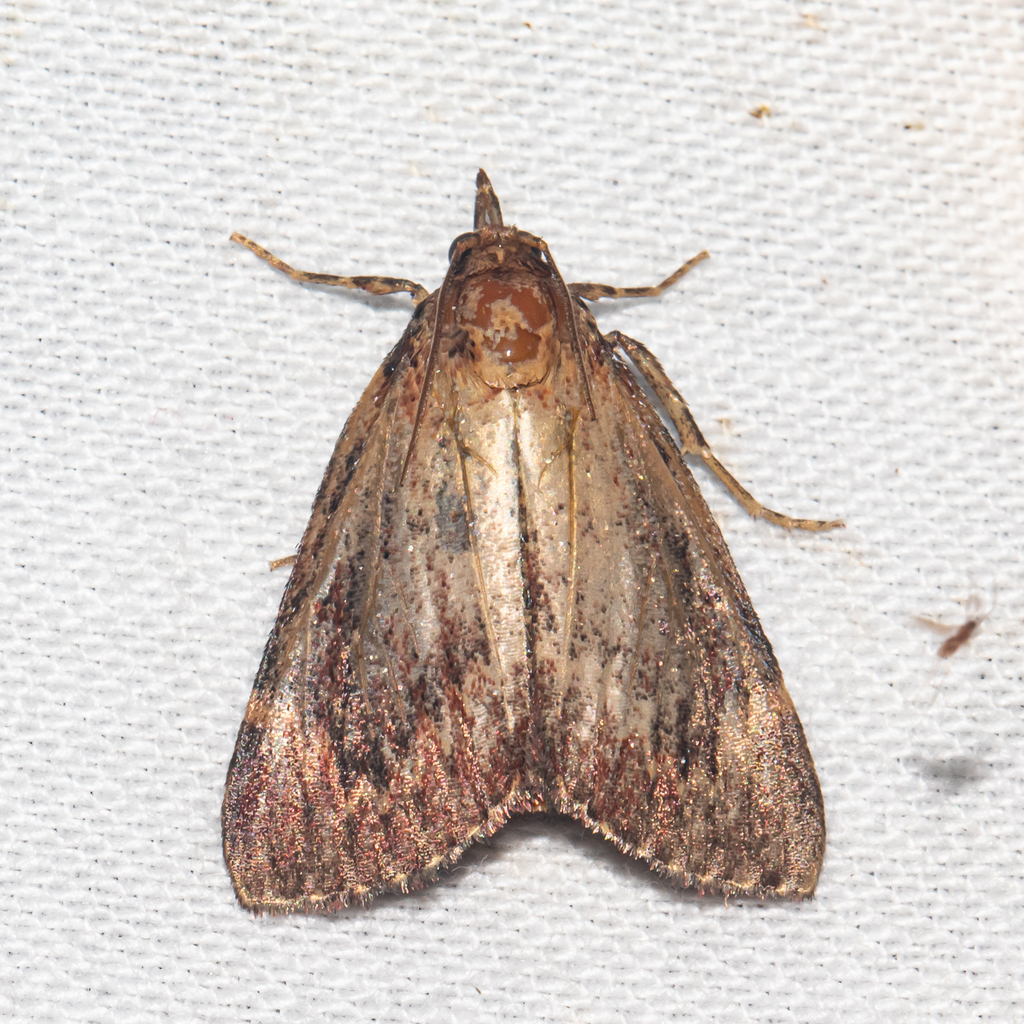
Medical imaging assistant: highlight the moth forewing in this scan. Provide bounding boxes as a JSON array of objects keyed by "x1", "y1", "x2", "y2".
[
  {"x1": 539, "y1": 334, "x2": 825, "y2": 898},
  {"x1": 224, "y1": 170, "x2": 837, "y2": 913}
]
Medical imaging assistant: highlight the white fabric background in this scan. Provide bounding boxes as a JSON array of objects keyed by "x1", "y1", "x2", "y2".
[{"x1": 3, "y1": 1, "x2": 1023, "y2": 1021}]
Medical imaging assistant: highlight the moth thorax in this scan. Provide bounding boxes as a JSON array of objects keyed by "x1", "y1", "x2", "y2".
[{"x1": 456, "y1": 272, "x2": 559, "y2": 389}]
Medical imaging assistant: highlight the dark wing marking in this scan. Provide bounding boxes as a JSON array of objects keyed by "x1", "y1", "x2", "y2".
[
  {"x1": 536, "y1": 319, "x2": 825, "y2": 899},
  {"x1": 223, "y1": 307, "x2": 536, "y2": 912}
]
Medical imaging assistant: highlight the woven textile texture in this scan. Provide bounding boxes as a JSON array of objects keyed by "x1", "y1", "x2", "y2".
[{"x1": 3, "y1": 2, "x2": 1022, "y2": 1021}]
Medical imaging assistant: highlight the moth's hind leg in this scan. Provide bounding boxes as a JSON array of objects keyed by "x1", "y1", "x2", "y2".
[
  {"x1": 230, "y1": 233, "x2": 430, "y2": 304},
  {"x1": 613, "y1": 331, "x2": 844, "y2": 533}
]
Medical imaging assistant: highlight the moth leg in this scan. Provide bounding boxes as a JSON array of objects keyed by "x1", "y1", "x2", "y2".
[
  {"x1": 613, "y1": 331, "x2": 844, "y2": 533},
  {"x1": 231, "y1": 233, "x2": 430, "y2": 304},
  {"x1": 568, "y1": 250, "x2": 710, "y2": 300}
]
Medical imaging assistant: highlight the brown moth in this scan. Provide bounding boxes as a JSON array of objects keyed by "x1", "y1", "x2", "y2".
[{"x1": 223, "y1": 171, "x2": 841, "y2": 913}]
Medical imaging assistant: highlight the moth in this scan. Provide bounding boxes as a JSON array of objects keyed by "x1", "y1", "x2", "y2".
[{"x1": 223, "y1": 171, "x2": 841, "y2": 913}]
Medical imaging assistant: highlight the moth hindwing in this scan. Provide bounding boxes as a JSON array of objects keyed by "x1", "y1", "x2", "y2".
[{"x1": 223, "y1": 170, "x2": 841, "y2": 913}]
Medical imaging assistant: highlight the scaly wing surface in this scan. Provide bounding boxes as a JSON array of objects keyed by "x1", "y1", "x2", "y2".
[
  {"x1": 537, "y1": 323, "x2": 825, "y2": 898},
  {"x1": 223, "y1": 309, "x2": 536, "y2": 912}
]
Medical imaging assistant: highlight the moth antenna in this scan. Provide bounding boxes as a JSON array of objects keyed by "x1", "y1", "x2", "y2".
[
  {"x1": 537, "y1": 241, "x2": 597, "y2": 420},
  {"x1": 400, "y1": 279, "x2": 448, "y2": 484},
  {"x1": 474, "y1": 169, "x2": 504, "y2": 229}
]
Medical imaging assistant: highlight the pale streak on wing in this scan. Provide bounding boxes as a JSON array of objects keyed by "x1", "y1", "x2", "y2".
[
  {"x1": 510, "y1": 375, "x2": 583, "y2": 763},
  {"x1": 517, "y1": 402, "x2": 583, "y2": 723},
  {"x1": 447, "y1": 383, "x2": 536, "y2": 717},
  {"x1": 559, "y1": 409, "x2": 581, "y2": 726},
  {"x1": 534, "y1": 326, "x2": 824, "y2": 899},
  {"x1": 452, "y1": 414, "x2": 513, "y2": 727},
  {"x1": 223, "y1": 312, "x2": 535, "y2": 912}
]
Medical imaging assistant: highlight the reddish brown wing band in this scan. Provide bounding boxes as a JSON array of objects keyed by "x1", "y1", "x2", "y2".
[{"x1": 223, "y1": 171, "x2": 839, "y2": 913}]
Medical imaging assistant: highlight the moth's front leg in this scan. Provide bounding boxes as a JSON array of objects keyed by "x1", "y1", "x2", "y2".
[{"x1": 230, "y1": 233, "x2": 430, "y2": 304}]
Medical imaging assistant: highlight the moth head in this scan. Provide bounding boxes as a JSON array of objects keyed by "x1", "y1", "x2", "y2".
[{"x1": 444, "y1": 228, "x2": 564, "y2": 390}]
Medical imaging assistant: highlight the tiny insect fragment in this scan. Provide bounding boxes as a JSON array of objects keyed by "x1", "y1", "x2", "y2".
[
  {"x1": 937, "y1": 619, "x2": 981, "y2": 659},
  {"x1": 223, "y1": 171, "x2": 842, "y2": 913},
  {"x1": 915, "y1": 592, "x2": 992, "y2": 659}
]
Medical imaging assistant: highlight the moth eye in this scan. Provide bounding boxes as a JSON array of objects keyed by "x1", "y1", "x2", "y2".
[{"x1": 448, "y1": 233, "x2": 476, "y2": 262}]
